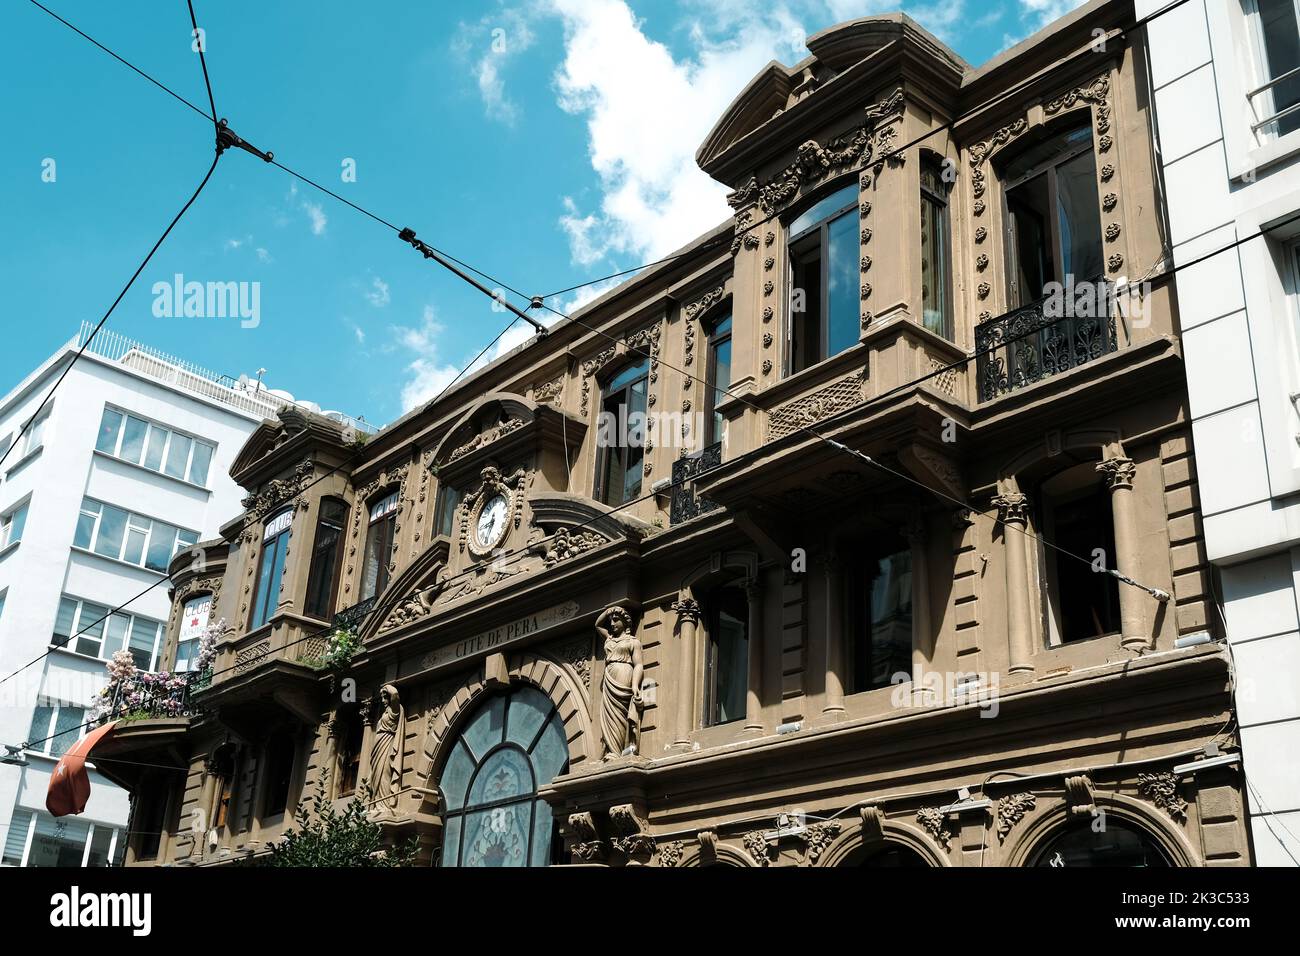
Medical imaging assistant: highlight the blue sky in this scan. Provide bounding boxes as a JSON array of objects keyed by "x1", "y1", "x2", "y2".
[{"x1": 1, "y1": 0, "x2": 1081, "y2": 426}]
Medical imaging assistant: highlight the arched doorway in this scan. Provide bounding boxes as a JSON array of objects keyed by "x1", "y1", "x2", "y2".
[
  {"x1": 436, "y1": 684, "x2": 569, "y2": 867},
  {"x1": 1029, "y1": 820, "x2": 1171, "y2": 867}
]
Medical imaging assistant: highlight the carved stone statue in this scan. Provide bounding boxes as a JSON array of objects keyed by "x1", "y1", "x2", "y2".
[
  {"x1": 596, "y1": 605, "x2": 644, "y2": 760},
  {"x1": 364, "y1": 683, "x2": 406, "y2": 818}
]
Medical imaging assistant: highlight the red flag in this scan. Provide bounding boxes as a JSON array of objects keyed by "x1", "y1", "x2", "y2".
[{"x1": 46, "y1": 720, "x2": 118, "y2": 817}]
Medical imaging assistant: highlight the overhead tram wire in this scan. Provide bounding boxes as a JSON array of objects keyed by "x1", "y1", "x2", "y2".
[
  {"x1": 22, "y1": 0, "x2": 1222, "y2": 595},
  {"x1": 15, "y1": 0, "x2": 1262, "y2": 683},
  {"x1": 26, "y1": 0, "x2": 1197, "y2": 323}
]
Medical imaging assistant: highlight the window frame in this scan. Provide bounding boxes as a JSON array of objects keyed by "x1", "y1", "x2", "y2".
[
  {"x1": 702, "y1": 583, "x2": 750, "y2": 728},
  {"x1": 95, "y1": 405, "x2": 217, "y2": 487},
  {"x1": 785, "y1": 182, "x2": 860, "y2": 376},
  {"x1": 73, "y1": 497, "x2": 199, "y2": 573},
  {"x1": 595, "y1": 358, "x2": 650, "y2": 507},
  {"x1": 19, "y1": 403, "x2": 52, "y2": 460},
  {"x1": 920, "y1": 155, "x2": 954, "y2": 340},
  {"x1": 1242, "y1": 0, "x2": 1300, "y2": 142},
  {"x1": 249, "y1": 508, "x2": 293, "y2": 630},
  {"x1": 52, "y1": 594, "x2": 165, "y2": 670},
  {"x1": 845, "y1": 539, "x2": 916, "y2": 695},
  {"x1": 3, "y1": 808, "x2": 124, "y2": 868},
  {"x1": 435, "y1": 484, "x2": 462, "y2": 539},
  {"x1": 704, "y1": 312, "x2": 733, "y2": 447},
  {"x1": 25, "y1": 699, "x2": 87, "y2": 758},
  {"x1": 1000, "y1": 122, "x2": 1100, "y2": 308},
  {"x1": 360, "y1": 490, "x2": 400, "y2": 601},
  {"x1": 304, "y1": 497, "x2": 349, "y2": 620},
  {"x1": 1, "y1": 499, "x2": 30, "y2": 549}
]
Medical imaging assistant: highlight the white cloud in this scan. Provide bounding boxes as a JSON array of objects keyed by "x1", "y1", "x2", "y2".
[
  {"x1": 303, "y1": 200, "x2": 328, "y2": 236},
  {"x1": 366, "y1": 276, "x2": 391, "y2": 307},
  {"x1": 1004, "y1": 0, "x2": 1086, "y2": 47},
  {"x1": 394, "y1": 306, "x2": 462, "y2": 412},
  {"x1": 455, "y1": 6, "x2": 538, "y2": 125},
  {"x1": 255, "y1": 247, "x2": 272, "y2": 264},
  {"x1": 547, "y1": 0, "x2": 808, "y2": 266}
]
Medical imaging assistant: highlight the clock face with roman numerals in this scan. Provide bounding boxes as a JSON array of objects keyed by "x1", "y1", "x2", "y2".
[{"x1": 474, "y1": 493, "x2": 509, "y2": 551}]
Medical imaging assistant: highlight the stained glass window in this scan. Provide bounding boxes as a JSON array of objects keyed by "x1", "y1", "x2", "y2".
[{"x1": 438, "y1": 685, "x2": 568, "y2": 867}]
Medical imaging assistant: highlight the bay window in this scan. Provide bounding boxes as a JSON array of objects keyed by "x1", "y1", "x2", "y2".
[
  {"x1": 360, "y1": 491, "x2": 399, "y2": 600},
  {"x1": 787, "y1": 182, "x2": 860, "y2": 374},
  {"x1": 250, "y1": 509, "x2": 293, "y2": 629}
]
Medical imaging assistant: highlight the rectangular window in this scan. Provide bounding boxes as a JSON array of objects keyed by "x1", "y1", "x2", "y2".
[
  {"x1": 920, "y1": 160, "x2": 953, "y2": 339},
  {"x1": 26, "y1": 701, "x2": 86, "y2": 758},
  {"x1": 704, "y1": 586, "x2": 749, "y2": 726},
  {"x1": 1, "y1": 501, "x2": 29, "y2": 549},
  {"x1": 1245, "y1": 0, "x2": 1300, "y2": 140},
  {"x1": 1041, "y1": 482, "x2": 1121, "y2": 645},
  {"x1": 93, "y1": 406, "x2": 216, "y2": 487},
  {"x1": 1003, "y1": 123, "x2": 1102, "y2": 307},
  {"x1": 20, "y1": 404, "x2": 51, "y2": 459},
  {"x1": 262, "y1": 734, "x2": 297, "y2": 818},
  {"x1": 3, "y1": 809, "x2": 121, "y2": 868},
  {"x1": 175, "y1": 594, "x2": 212, "y2": 671},
  {"x1": 305, "y1": 498, "x2": 348, "y2": 620},
  {"x1": 705, "y1": 315, "x2": 733, "y2": 447},
  {"x1": 597, "y1": 361, "x2": 649, "y2": 506},
  {"x1": 361, "y1": 493, "x2": 399, "y2": 600},
  {"x1": 250, "y1": 509, "x2": 293, "y2": 629},
  {"x1": 435, "y1": 485, "x2": 462, "y2": 538},
  {"x1": 787, "y1": 183, "x2": 860, "y2": 375},
  {"x1": 74, "y1": 496, "x2": 197, "y2": 573},
  {"x1": 848, "y1": 545, "x2": 914, "y2": 693},
  {"x1": 54, "y1": 595, "x2": 164, "y2": 669},
  {"x1": 0, "y1": 588, "x2": 7, "y2": 623}
]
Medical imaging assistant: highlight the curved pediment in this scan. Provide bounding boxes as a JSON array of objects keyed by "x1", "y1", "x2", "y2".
[
  {"x1": 696, "y1": 60, "x2": 797, "y2": 172},
  {"x1": 359, "y1": 537, "x2": 451, "y2": 642},
  {"x1": 429, "y1": 392, "x2": 586, "y2": 483}
]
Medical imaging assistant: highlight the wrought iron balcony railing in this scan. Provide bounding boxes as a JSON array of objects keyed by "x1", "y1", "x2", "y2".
[
  {"x1": 670, "y1": 442, "x2": 722, "y2": 524},
  {"x1": 98, "y1": 668, "x2": 208, "y2": 723},
  {"x1": 973, "y1": 288, "x2": 1117, "y2": 403}
]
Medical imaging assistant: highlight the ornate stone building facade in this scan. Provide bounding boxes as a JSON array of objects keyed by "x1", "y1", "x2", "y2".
[{"x1": 97, "y1": 2, "x2": 1252, "y2": 867}]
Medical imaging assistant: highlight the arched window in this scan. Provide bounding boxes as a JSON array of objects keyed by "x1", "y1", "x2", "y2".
[
  {"x1": 250, "y1": 509, "x2": 292, "y2": 629},
  {"x1": 847, "y1": 843, "x2": 930, "y2": 867},
  {"x1": 787, "y1": 182, "x2": 859, "y2": 374},
  {"x1": 437, "y1": 685, "x2": 569, "y2": 867},
  {"x1": 596, "y1": 358, "x2": 649, "y2": 506},
  {"x1": 1030, "y1": 820, "x2": 1171, "y2": 867},
  {"x1": 360, "y1": 491, "x2": 399, "y2": 600}
]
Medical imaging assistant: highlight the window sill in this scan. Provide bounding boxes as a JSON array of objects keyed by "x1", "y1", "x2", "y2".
[
  {"x1": 3, "y1": 445, "x2": 43, "y2": 479},
  {"x1": 69, "y1": 546, "x2": 168, "y2": 577},
  {"x1": 0, "y1": 540, "x2": 20, "y2": 562},
  {"x1": 91, "y1": 450, "x2": 213, "y2": 494},
  {"x1": 1230, "y1": 127, "x2": 1300, "y2": 181}
]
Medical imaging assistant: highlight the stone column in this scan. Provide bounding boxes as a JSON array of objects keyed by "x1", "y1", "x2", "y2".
[
  {"x1": 671, "y1": 596, "x2": 701, "y2": 749},
  {"x1": 906, "y1": 517, "x2": 932, "y2": 681},
  {"x1": 743, "y1": 577, "x2": 765, "y2": 736},
  {"x1": 1097, "y1": 456, "x2": 1145, "y2": 651},
  {"x1": 822, "y1": 552, "x2": 846, "y2": 719},
  {"x1": 994, "y1": 493, "x2": 1035, "y2": 674}
]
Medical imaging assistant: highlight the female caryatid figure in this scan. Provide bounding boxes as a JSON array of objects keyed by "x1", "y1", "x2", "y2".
[
  {"x1": 364, "y1": 683, "x2": 405, "y2": 818},
  {"x1": 596, "y1": 605, "x2": 644, "y2": 760}
]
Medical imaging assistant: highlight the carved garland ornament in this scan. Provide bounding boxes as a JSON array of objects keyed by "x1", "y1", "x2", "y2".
[
  {"x1": 1137, "y1": 771, "x2": 1188, "y2": 821},
  {"x1": 916, "y1": 806, "x2": 953, "y2": 851},
  {"x1": 996, "y1": 792, "x2": 1037, "y2": 842},
  {"x1": 240, "y1": 460, "x2": 314, "y2": 528}
]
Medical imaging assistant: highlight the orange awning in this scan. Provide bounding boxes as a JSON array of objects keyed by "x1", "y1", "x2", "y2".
[{"x1": 46, "y1": 720, "x2": 118, "y2": 817}]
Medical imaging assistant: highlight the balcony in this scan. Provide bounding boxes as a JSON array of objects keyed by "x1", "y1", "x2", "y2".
[
  {"x1": 974, "y1": 290, "x2": 1118, "y2": 403},
  {"x1": 669, "y1": 442, "x2": 722, "y2": 524}
]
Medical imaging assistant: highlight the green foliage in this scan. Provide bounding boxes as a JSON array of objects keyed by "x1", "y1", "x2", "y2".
[
  {"x1": 259, "y1": 782, "x2": 418, "y2": 868},
  {"x1": 305, "y1": 627, "x2": 362, "y2": 672}
]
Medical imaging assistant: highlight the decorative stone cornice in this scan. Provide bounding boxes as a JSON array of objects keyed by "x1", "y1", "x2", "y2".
[{"x1": 996, "y1": 792, "x2": 1037, "y2": 843}]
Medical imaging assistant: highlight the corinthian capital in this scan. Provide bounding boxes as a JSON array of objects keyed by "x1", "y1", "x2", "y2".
[
  {"x1": 671, "y1": 596, "x2": 701, "y2": 624},
  {"x1": 992, "y1": 492, "x2": 1030, "y2": 525},
  {"x1": 1096, "y1": 456, "x2": 1136, "y2": 490}
]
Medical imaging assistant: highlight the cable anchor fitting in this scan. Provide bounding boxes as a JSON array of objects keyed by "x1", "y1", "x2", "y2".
[{"x1": 216, "y1": 118, "x2": 274, "y2": 162}]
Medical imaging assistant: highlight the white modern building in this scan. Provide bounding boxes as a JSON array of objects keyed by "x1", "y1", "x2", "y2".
[
  {"x1": 0, "y1": 323, "x2": 367, "y2": 867},
  {"x1": 1140, "y1": 0, "x2": 1300, "y2": 864}
]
